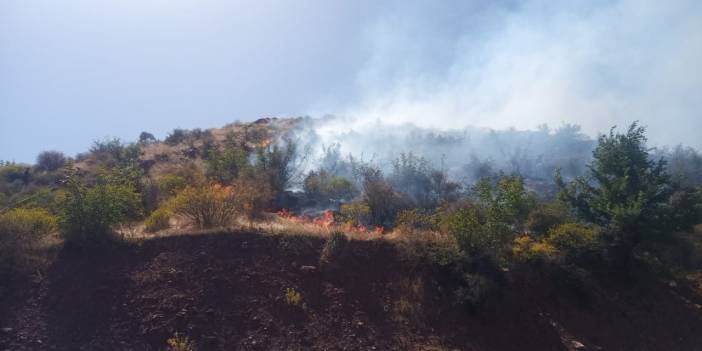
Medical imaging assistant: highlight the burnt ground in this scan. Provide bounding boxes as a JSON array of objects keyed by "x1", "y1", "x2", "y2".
[{"x1": 1, "y1": 231, "x2": 702, "y2": 351}]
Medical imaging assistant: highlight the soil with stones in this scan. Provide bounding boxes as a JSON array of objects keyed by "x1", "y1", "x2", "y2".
[{"x1": 1, "y1": 231, "x2": 702, "y2": 350}]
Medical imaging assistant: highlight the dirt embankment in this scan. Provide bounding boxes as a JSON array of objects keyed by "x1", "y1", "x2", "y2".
[{"x1": 1, "y1": 231, "x2": 701, "y2": 351}]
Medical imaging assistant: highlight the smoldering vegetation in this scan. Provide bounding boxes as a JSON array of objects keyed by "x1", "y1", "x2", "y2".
[
  {"x1": 290, "y1": 116, "x2": 702, "y2": 214},
  {"x1": 295, "y1": 117, "x2": 592, "y2": 202}
]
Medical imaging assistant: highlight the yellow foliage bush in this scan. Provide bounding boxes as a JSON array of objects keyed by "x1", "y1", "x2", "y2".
[
  {"x1": 285, "y1": 287, "x2": 302, "y2": 305},
  {"x1": 339, "y1": 201, "x2": 370, "y2": 226},
  {"x1": 512, "y1": 235, "x2": 557, "y2": 262},
  {"x1": 285, "y1": 287, "x2": 307, "y2": 310},
  {"x1": 0, "y1": 207, "x2": 58, "y2": 274},
  {"x1": 166, "y1": 332, "x2": 197, "y2": 351},
  {"x1": 169, "y1": 184, "x2": 237, "y2": 228},
  {"x1": 144, "y1": 207, "x2": 171, "y2": 233},
  {"x1": 546, "y1": 223, "x2": 602, "y2": 262}
]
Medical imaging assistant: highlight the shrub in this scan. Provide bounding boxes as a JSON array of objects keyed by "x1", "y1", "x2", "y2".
[
  {"x1": 254, "y1": 139, "x2": 301, "y2": 206},
  {"x1": 0, "y1": 207, "x2": 58, "y2": 274},
  {"x1": 454, "y1": 273, "x2": 491, "y2": 307},
  {"x1": 166, "y1": 332, "x2": 197, "y2": 351},
  {"x1": 475, "y1": 176, "x2": 535, "y2": 231},
  {"x1": 438, "y1": 175, "x2": 536, "y2": 260},
  {"x1": 439, "y1": 204, "x2": 497, "y2": 256},
  {"x1": 144, "y1": 207, "x2": 171, "y2": 233},
  {"x1": 512, "y1": 236, "x2": 557, "y2": 262},
  {"x1": 546, "y1": 223, "x2": 603, "y2": 264},
  {"x1": 0, "y1": 164, "x2": 30, "y2": 184},
  {"x1": 138, "y1": 131, "x2": 156, "y2": 144},
  {"x1": 526, "y1": 201, "x2": 570, "y2": 235},
  {"x1": 231, "y1": 177, "x2": 273, "y2": 220},
  {"x1": 157, "y1": 174, "x2": 187, "y2": 197},
  {"x1": 59, "y1": 168, "x2": 143, "y2": 245},
  {"x1": 285, "y1": 287, "x2": 304, "y2": 307},
  {"x1": 169, "y1": 184, "x2": 237, "y2": 228},
  {"x1": 165, "y1": 129, "x2": 188, "y2": 145},
  {"x1": 556, "y1": 122, "x2": 701, "y2": 266},
  {"x1": 304, "y1": 170, "x2": 356, "y2": 201},
  {"x1": 18, "y1": 187, "x2": 64, "y2": 214},
  {"x1": 326, "y1": 176, "x2": 355, "y2": 199},
  {"x1": 361, "y1": 167, "x2": 407, "y2": 226},
  {"x1": 319, "y1": 231, "x2": 348, "y2": 269},
  {"x1": 338, "y1": 201, "x2": 370, "y2": 226},
  {"x1": 89, "y1": 138, "x2": 141, "y2": 168},
  {"x1": 206, "y1": 146, "x2": 249, "y2": 183},
  {"x1": 35, "y1": 150, "x2": 66, "y2": 172},
  {"x1": 395, "y1": 208, "x2": 436, "y2": 233}
]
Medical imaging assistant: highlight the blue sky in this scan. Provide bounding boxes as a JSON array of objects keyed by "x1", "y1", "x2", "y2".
[{"x1": 2, "y1": 0, "x2": 701, "y2": 163}]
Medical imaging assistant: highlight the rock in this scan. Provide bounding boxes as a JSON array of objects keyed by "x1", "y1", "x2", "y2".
[
  {"x1": 300, "y1": 265, "x2": 317, "y2": 272},
  {"x1": 571, "y1": 340, "x2": 587, "y2": 350}
]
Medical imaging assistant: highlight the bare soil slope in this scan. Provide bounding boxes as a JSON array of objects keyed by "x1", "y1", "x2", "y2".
[{"x1": 1, "y1": 231, "x2": 701, "y2": 350}]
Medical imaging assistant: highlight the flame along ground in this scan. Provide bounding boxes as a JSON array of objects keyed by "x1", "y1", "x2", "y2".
[{"x1": 276, "y1": 208, "x2": 384, "y2": 237}]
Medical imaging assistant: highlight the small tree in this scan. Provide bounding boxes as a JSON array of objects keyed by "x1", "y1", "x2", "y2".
[
  {"x1": 138, "y1": 131, "x2": 157, "y2": 144},
  {"x1": 165, "y1": 129, "x2": 188, "y2": 145},
  {"x1": 557, "y1": 122, "x2": 702, "y2": 266},
  {"x1": 361, "y1": 167, "x2": 407, "y2": 227},
  {"x1": 440, "y1": 175, "x2": 535, "y2": 258},
  {"x1": 206, "y1": 146, "x2": 249, "y2": 183},
  {"x1": 254, "y1": 138, "x2": 306, "y2": 207},
  {"x1": 90, "y1": 138, "x2": 141, "y2": 169},
  {"x1": 36, "y1": 150, "x2": 66, "y2": 172},
  {"x1": 304, "y1": 170, "x2": 355, "y2": 202},
  {"x1": 59, "y1": 167, "x2": 143, "y2": 245}
]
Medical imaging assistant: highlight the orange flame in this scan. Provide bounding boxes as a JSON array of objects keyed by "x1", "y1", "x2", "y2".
[{"x1": 277, "y1": 208, "x2": 384, "y2": 237}]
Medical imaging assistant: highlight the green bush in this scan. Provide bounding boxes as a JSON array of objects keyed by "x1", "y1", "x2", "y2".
[
  {"x1": 0, "y1": 164, "x2": 30, "y2": 184},
  {"x1": 512, "y1": 235, "x2": 557, "y2": 262},
  {"x1": 206, "y1": 146, "x2": 249, "y2": 183},
  {"x1": 304, "y1": 170, "x2": 356, "y2": 201},
  {"x1": 35, "y1": 150, "x2": 66, "y2": 172},
  {"x1": 526, "y1": 201, "x2": 570, "y2": 235},
  {"x1": 439, "y1": 204, "x2": 499, "y2": 256},
  {"x1": 254, "y1": 139, "x2": 299, "y2": 207},
  {"x1": 165, "y1": 129, "x2": 188, "y2": 145},
  {"x1": 157, "y1": 174, "x2": 187, "y2": 197},
  {"x1": 546, "y1": 223, "x2": 602, "y2": 263},
  {"x1": 144, "y1": 207, "x2": 172, "y2": 233},
  {"x1": 361, "y1": 167, "x2": 407, "y2": 226},
  {"x1": 59, "y1": 168, "x2": 143, "y2": 245},
  {"x1": 395, "y1": 208, "x2": 436, "y2": 232},
  {"x1": 138, "y1": 131, "x2": 156, "y2": 144},
  {"x1": 89, "y1": 138, "x2": 141, "y2": 168},
  {"x1": 0, "y1": 207, "x2": 58, "y2": 274},
  {"x1": 556, "y1": 122, "x2": 702, "y2": 266},
  {"x1": 338, "y1": 201, "x2": 370, "y2": 226},
  {"x1": 439, "y1": 176, "x2": 536, "y2": 259}
]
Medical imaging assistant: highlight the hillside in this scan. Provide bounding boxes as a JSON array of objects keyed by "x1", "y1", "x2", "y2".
[
  {"x1": 1, "y1": 118, "x2": 702, "y2": 351},
  {"x1": 2, "y1": 230, "x2": 702, "y2": 351}
]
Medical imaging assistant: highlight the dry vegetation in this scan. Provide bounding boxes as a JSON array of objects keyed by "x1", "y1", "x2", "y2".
[{"x1": 1, "y1": 118, "x2": 701, "y2": 350}]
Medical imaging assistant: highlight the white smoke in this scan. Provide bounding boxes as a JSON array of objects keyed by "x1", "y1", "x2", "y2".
[{"x1": 308, "y1": 0, "x2": 702, "y2": 150}]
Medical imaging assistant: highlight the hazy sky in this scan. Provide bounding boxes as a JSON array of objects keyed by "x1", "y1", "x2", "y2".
[{"x1": 2, "y1": 0, "x2": 701, "y2": 163}]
